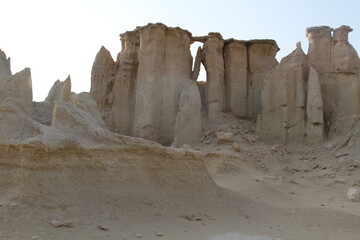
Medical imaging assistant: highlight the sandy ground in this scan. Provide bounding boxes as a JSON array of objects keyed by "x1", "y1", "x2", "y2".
[{"x1": 1, "y1": 114, "x2": 360, "y2": 240}]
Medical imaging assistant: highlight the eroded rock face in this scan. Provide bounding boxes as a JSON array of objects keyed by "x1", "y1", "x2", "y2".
[
  {"x1": 202, "y1": 33, "x2": 225, "y2": 124},
  {"x1": 0, "y1": 68, "x2": 32, "y2": 111},
  {"x1": 223, "y1": 39, "x2": 279, "y2": 119},
  {"x1": 0, "y1": 49, "x2": 11, "y2": 81},
  {"x1": 224, "y1": 40, "x2": 247, "y2": 117},
  {"x1": 45, "y1": 75, "x2": 72, "y2": 103},
  {"x1": 306, "y1": 66, "x2": 324, "y2": 145},
  {"x1": 90, "y1": 46, "x2": 116, "y2": 127},
  {"x1": 307, "y1": 25, "x2": 360, "y2": 136},
  {"x1": 112, "y1": 31, "x2": 139, "y2": 135},
  {"x1": 260, "y1": 46, "x2": 307, "y2": 144},
  {"x1": 247, "y1": 40, "x2": 279, "y2": 118},
  {"x1": 173, "y1": 80, "x2": 202, "y2": 147}
]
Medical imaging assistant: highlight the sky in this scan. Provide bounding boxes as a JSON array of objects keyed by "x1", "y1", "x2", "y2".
[{"x1": 1, "y1": 0, "x2": 360, "y2": 101}]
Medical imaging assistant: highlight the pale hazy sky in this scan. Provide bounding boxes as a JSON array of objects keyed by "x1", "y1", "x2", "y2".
[{"x1": 2, "y1": 0, "x2": 360, "y2": 101}]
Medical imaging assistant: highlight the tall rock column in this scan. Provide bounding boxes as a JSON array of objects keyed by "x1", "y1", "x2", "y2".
[
  {"x1": 90, "y1": 47, "x2": 116, "y2": 127},
  {"x1": 260, "y1": 45, "x2": 307, "y2": 144},
  {"x1": 224, "y1": 40, "x2": 248, "y2": 117},
  {"x1": 133, "y1": 24, "x2": 195, "y2": 145},
  {"x1": 202, "y1": 33, "x2": 225, "y2": 123},
  {"x1": 247, "y1": 40, "x2": 279, "y2": 119},
  {"x1": 306, "y1": 66, "x2": 324, "y2": 145},
  {"x1": 112, "y1": 31, "x2": 139, "y2": 135}
]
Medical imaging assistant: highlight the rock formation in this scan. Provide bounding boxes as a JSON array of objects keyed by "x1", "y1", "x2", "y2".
[
  {"x1": 259, "y1": 45, "x2": 308, "y2": 144},
  {"x1": 45, "y1": 75, "x2": 72, "y2": 103},
  {"x1": 90, "y1": 23, "x2": 280, "y2": 146},
  {"x1": 0, "y1": 49, "x2": 11, "y2": 81},
  {"x1": 306, "y1": 25, "x2": 360, "y2": 136},
  {"x1": 224, "y1": 39, "x2": 279, "y2": 119},
  {"x1": 91, "y1": 23, "x2": 201, "y2": 146},
  {"x1": 90, "y1": 46, "x2": 116, "y2": 127},
  {"x1": 224, "y1": 40, "x2": 247, "y2": 117},
  {"x1": 306, "y1": 66, "x2": 324, "y2": 145},
  {"x1": 202, "y1": 33, "x2": 226, "y2": 123},
  {"x1": 0, "y1": 67, "x2": 32, "y2": 112},
  {"x1": 259, "y1": 25, "x2": 360, "y2": 145}
]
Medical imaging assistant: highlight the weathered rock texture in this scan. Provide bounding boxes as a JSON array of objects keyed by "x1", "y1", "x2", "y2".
[
  {"x1": 306, "y1": 66, "x2": 324, "y2": 145},
  {"x1": 45, "y1": 75, "x2": 72, "y2": 103},
  {"x1": 90, "y1": 46, "x2": 116, "y2": 127},
  {"x1": 307, "y1": 25, "x2": 360, "y2": 136},
  {"x1": 0, "y1": 49, "x2": 11, "y2": 81},
  {"x1": 260, "y1": 25, "x2": 360, "y2": 145},
  {"x1": 91, "y1": 23, "x2": 201, "y2": 146},
  {"x1": 224, "y1": 39, "x2": 279, "y2": 119},
  {"x1": 202, "y1": 33, "x2": 226, "y2": 123},
  {"x1": 0, "y1": 67, "x2": 32, "y2": 112},
  {"x1": 260, "y1": 45, "x2": 308, "y2": 144}
]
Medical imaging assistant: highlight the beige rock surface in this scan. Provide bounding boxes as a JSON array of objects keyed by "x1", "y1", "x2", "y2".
[
  {"x1": 224, "y1": 40, "x2": 248, "y2": 117},
  {"x1": 202, "y1": 33, "x2": 225, "y2": 124},
  {"x1": 260, "y1": 46, "x2": 307, "y2": 144},
  {"x1": 112, "y1": 31, "x2": 139, "y2": 135},
  {"x1": 0, "y1": 67, "x2": 32, "y2": 111},
  {"x1": 0, "y1": 49, "x2": 11, "y2": 81},
  {"x1": 45, "y1": 75, "x2": 72, "y2": 103},
  {"x1": 247, "y1": 40, "x2": 279, "y2": 119},
  {"x1": 306, "y1": 66, "x2": 324, "y2": 145},
  {"x1": 173, "y1": 80, "x2": 202, "y2": 147},
  {"x1": 90, "y1": 46, "x2": 115, "y2": 127}
]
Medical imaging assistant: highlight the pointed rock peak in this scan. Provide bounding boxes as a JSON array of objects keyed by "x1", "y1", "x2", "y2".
[
  {"x1": 94, "y1": 46, "x2": 114, "y2": 64},
  {"x1": 45, "y1": 75, "x2": 72, "y2": 103},
  {"x1": 0, "y1": 49, "x2": 12, "y2": 80},
  {"x1": 65, "y1": 74, "x2": 71, "y2": 83},
  {"x1": 279, "y1": 45, "x2": 307, "y2": 65}
]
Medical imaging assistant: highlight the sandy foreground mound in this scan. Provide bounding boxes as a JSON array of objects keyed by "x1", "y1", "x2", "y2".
[{"x1": 1, "y1": 116, "x2": 360, "y2": 240}]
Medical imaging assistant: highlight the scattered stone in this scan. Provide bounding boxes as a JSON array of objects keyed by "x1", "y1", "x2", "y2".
[
  {"x1": 180, "y1": 144, "x2": 192, "y2": 149},
  {"x1": 348, "y1": 165, "x2": 357, "y2": 171},
  {"x1": 98, "y1": 225, "x2": 109, "y2": 231},
  {"x1": 206, "y1": 139, "x2": 212, "y2": 144},
  {"x1": 242, "y1": 134, "x2": 259, "y2": 143},
  {"x1": 155, "y1": 232, "x2": 164, "y2": 237},
  {"x1": 346, "y1": 187, "x2": 360, "y2": 202},
  {"x1": 50, "y1": 220, "x2": 73, "y2": 228},
  {"x1": 186, "y1": 212, "x2": 203, "y2": 221},
  {"x1": 31, "y1": 236, "x2": 39, "y2": 240},
  {"x1": 334, "y1": 152, "x2": 349, "y2": 158},
  {"x1": 216, "y1": 132, "x2": 234, "y2": 144},
  {"x1": 231, "y1": 142, "x2": 241, "y2": 152},
  {"x1": 135, "y1": 233, "x2": 143, "y2": 238}
]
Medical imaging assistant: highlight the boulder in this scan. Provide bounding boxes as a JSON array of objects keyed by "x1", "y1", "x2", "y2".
[
  {"x1": 346, "y1": 187, "x2": 360, "y2": 202},
  {"x1": 216, "y1": 131, "x2": 234, "y2": 144}
]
